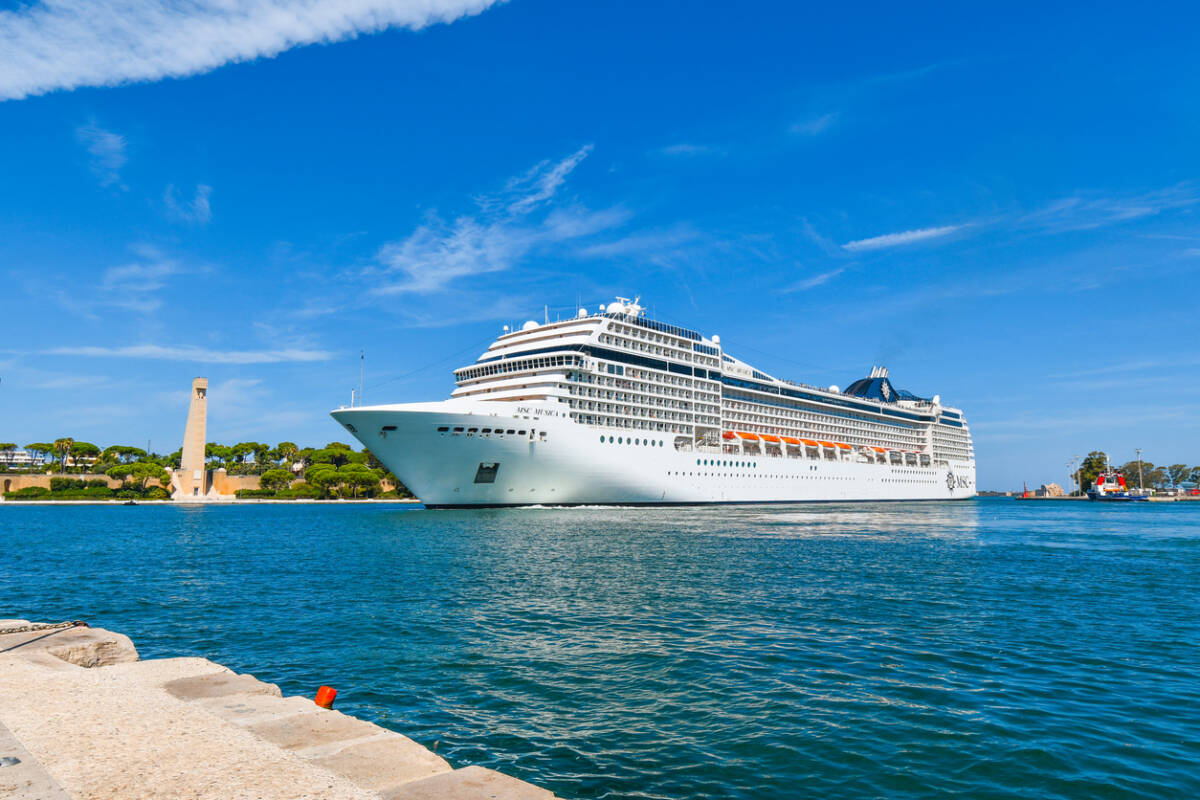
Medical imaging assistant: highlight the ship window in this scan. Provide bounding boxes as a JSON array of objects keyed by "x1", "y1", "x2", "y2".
[
  {"x1": 437, "y1": 426, "x2": 449, "y2": 432},
  {"x1": 482, "y1": 428, "x2": 492, "y2": 434},
  {"x1": 599, "y1": 435, "x2": 604, "y2": 443},
  {"x1": 467, "y1": 428, "x2": 478, "y2": 434},
  {"x1": 506, "y1": 429, "x2": 516, "y2": 435},
  {"x1": 453, "y1": 427, "x2": 464, "y2": 433},
  {"x1": 635, "y1": 438, "x2": 640, "y2": 445},
  {"x1": 382, "y1": 425, "x2": 398, "y2": 431},
  {"x1": 618, "y1": 437, "x2": 623, "y2": 444},
  {"x1": 518, "y1": 430, "x2": 526, "y2": 436}
]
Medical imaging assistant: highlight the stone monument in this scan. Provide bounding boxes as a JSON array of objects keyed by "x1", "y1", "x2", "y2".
[{"x1": 175, "y1": 377, "x2": 209, "y2": 499}]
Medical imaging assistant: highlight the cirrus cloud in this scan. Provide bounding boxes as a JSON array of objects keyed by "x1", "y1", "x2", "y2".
[{"x1": 842, "y1": 224, "x2": 965, "y2": 252}]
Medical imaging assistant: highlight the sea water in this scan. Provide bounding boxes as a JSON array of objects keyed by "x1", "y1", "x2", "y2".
[{"x1": 3, "y1": 498, "x2": 1198, "y2": 799}]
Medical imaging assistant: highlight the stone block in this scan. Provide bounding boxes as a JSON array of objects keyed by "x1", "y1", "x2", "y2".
[
  {"x1": 196, "y1": 693, "x2": 321, "y2": 727},
  {"x1": 306, "y1": 732, "x2": 450, "y2": 789},
  {"x1": 0, "y1": 625, "x2": 138, "y2": 668},
  {"x1": 249, "y1": 708, "x2": 382, "y2": 751},
  {"x1": 381, "y1": 765, "x2": 556, "y2": 800},
  {"x1": 165, "y1": 671, "x2": 282, "y2": 701},
  {"x1": 109, "y1": 656, "x2": 230, "y2": 686}
]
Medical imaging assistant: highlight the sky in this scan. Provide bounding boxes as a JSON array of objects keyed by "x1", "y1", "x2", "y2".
[{"x1": 1, "y1": 1, "x2": 1198, "y2": 489}]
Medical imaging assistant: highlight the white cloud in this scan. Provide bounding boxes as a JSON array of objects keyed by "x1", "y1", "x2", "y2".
[
  {"x1": 659, "y1": 143, "x2": 719, "y2": 157},
  {"x1": 93, "y1": 244, "x2": 188, "y2": 313},
  {"x1": 488, "y1": 144, "x2": 593, "y2": 215},
  {"x1": 1021, "y1": 186, "x2": 1198, "y2": 233},
  {"x1": 842, "y1": 224, "x2": 964, "y2": 252},
  {"x1": 46, "y1": 344, "x2": 332, "y2": 363},
  {"x1": 0, "y1": 0, "x2": 501, "y2": 102},
  {"x1": 165, "y1": 184, "x2": 213, "y2": 224},
  {"x1": 373, "y1": 145, "x2": 626, "y2": 294},
  {"x1": 76, "y1": 122, "x2": 126, "y2": 186},
  {"x1": 789, "y1": 112, "x2": 838, "y2": 136},
  {"x1": 785, "y1": 267, "x2": 845, "y2": 291}
]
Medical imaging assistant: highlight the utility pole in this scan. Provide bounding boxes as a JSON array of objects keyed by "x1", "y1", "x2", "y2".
[
  {"x1": 1135, "y1": 448, "x2": 1144, "y2": 492},
  {"x1": 359, "y1": 350, "x2": 365, "y2": 407},
  {"x1": 1073, "y1": 455, "x2": 1081, "y2": 496}
]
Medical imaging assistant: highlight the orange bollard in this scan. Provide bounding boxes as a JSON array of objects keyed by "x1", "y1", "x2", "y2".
[{"x1": 315, "y1": 686, "x2": 337, "y2": 709}]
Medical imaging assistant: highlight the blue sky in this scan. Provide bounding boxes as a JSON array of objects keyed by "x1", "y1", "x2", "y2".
[{"x1": 1, "y1": 1, "x2": 1198, "y2": 489}]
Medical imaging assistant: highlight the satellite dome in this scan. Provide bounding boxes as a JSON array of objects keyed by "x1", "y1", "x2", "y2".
[
  {"x1": 932, "y1": 394, "x2": 941, "y2": 405},
  {"x1": 578, "y1": 308, "x2": 588, "y2": 317},
  {"x1": 712, "y1": 334, "x2": 721, "y2": 345},
  {"x1": 522, "y1": 320, "x2": 539, "y2": 331},
  {"x1": 608, "y1": 303, "x2": 625, "y2": 315},
  {"x1": 598, "y1": 303, "x2": 606, "y2": 312},
  {"x1": 829, "y1": 384, "x2": 840, "y2": 393}
]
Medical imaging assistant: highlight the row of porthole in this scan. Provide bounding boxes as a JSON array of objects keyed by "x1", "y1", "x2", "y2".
[
  {"x1": 667, "y1": 472, "x2": 855, "y2": 480},
  {"x1": 601, "y1": 435, "x2": 665, "y2": 447},
  {"x1": 699, "y1": 458, "x2": 757, "y2": 468}
]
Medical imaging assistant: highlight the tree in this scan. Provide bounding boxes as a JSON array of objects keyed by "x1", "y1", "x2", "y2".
[
  {"x1": 107, "y1": 464, "x2": 133, "y2": 484},
  {"x1": 70, "y1": 442, "x2": 101, "y2": 470},
  {"x1": 325, "y1": 442, "x2": 353, "y2": 451},
  {"x1": 1079, "y1": 451, "x2": 1108, "y2": 492},
  {"x1": 273, "y1": 441, "x2": 298, "y2": 467},
  {"x1": 251, "y1": 442, "x2": 271, "y2": 468},
  {"x1": 101, "y1": 445, "x2": 147, "y2": 464},
  {"x1": 305, "y1": 464, "x2": 340, "y2": 498},
  {"x1": 1167, "y1": 464, "x2": 1190, "y2": 487},
  {"x1": 25, "y1": 443, "x2": 53, "y2": 470},
  {"x1": 1190, "y1": 466, "x2": 1200, "y2": 488},
  {"x1": 230, "y1": 443, "x2": 255, "y2": 464},
  {"x1": 259, "y1": 468, "x2": 294, "y2": 492},
  {"x1": 0, "y1": 443, "x2": 15, "y2": 468},
  {"x1": 206, "y1": 443, "x2": 232, "y2": 467},
  {"x1": 53, "y1": 437, "x2": 74, "y2": 472},
  {"x1": 1120, "y1": 460, "x2": 1167, "y2": 489},
  {"x1": 310, "y1": 447, "x2": 353, "y2": 468},
  {"x1": 130, "y1": 461, "x2": 170, "y2": 490},
  {"x1": 338, "y1": 464, "x2": 380, "y2": 498},
  {"x1": 110, "y1": 461, "x2": 170, "y2": 490}
]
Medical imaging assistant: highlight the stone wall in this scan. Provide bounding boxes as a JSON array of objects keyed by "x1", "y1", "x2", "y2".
[{"x1": 0, "y1": 474, "x2": 168, "y2": 493}]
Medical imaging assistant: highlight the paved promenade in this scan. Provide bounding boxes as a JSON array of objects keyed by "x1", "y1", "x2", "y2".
[{"x1": 0, "y1": 620, "x2": 554, "y2": 800}]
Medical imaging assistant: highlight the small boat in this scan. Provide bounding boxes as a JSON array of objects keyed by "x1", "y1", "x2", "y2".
[
  {"x1": 1088, "y1": 463, "x2": 1149, "y2": 501},
  {"x1": 123, "y1": 500, "x2": 138, "y2": 506}
]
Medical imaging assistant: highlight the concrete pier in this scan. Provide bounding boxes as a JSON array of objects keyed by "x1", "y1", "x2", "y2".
[{"x1": 0, "y1": 621, "x2": 556, "y2": 800}]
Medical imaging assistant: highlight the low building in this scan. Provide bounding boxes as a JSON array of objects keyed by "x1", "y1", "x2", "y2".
[
  {"x1": 1035, "y1": 482, "x2": 1065, "y2": 497},
  {"x1": 0, "y1": 449, "x2": 47, "y2": 469}
]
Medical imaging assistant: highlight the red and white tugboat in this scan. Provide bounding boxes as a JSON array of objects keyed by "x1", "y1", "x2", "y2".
[{"x1": 1088, "y1": 462, "x2": 1149, "y2": 502}]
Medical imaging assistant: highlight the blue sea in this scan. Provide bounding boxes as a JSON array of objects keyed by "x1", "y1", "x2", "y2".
[{"x1": 4, "y1": 499, "x2": 1198, "y2": 799}]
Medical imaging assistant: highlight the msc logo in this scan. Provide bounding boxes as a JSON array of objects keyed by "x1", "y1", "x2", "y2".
[{"x1": 946, "y1": 471, "x2": 957, "y2": 490}]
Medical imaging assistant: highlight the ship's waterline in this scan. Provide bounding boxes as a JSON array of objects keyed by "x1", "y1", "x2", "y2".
[{"x1": 331, "y1": 299, "x2": 975, "y2": 506}]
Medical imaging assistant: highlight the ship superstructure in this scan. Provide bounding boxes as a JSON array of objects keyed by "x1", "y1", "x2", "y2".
[{"x1": 331, "y1": 299, "x2": 976, "y2": 506}]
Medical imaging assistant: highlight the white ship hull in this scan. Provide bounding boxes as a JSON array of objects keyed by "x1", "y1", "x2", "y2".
[{"x1": 331, "y1": 400, "x2": 976, "y2": 507}]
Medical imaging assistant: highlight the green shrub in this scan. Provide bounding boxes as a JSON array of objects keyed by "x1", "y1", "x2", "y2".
[
  {"x1": 86, "y1": 478, "x2": 110, "y2": 489},
  {"x1": 277, "y1": 482, "x2": 321, "y2": 499},
  {"x1": 50, "y1": 477, "x2": 86, "y2": 492},
  {"x1": 235, "y1": 489, "x2": 278, "y2": 499},
  {"x1": 144, "y1": 487, "x2": 171, "y2": 500},
  {"x1": 4, "y1": 486, "x2": 50, "y2": 499}
]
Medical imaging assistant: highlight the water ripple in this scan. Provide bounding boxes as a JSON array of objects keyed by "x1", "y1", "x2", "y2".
[{"x1": 4, "y1": 499, "x2": 1200, "y2": 799}]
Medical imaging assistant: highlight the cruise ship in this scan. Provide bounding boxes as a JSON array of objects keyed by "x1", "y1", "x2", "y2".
[{"x1": 331, "y1": 299, "x2": 976, "y2": 507}]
